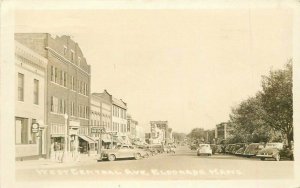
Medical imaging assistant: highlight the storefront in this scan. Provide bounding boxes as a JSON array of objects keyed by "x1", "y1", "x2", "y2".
[{"x1": 78, "y1": 135, "x2": 96, "y2": 154}]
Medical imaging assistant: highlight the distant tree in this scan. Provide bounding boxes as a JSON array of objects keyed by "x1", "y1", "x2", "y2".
[
  {"x1": 261, "y1": 61, "x2": 293, "y2": 148},
  {"x1": 187, "y1": 128, "x2": 206, "y2": 143},
  {"x1": 172, "y1": 132, "x2": 186, "y2": 143}
]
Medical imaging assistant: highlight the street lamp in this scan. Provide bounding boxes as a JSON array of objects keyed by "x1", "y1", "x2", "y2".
[{"x1": 62, "y1": 113, "x2": 69, "y2": 163}]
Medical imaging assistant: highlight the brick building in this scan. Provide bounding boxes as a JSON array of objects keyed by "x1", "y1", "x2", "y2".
[
  {"x1": 15, "y1": 33, "x2": 91, "y2": 159},
  {"x1": 15, "y1": 41, "x2": 48, "y2": 160}
]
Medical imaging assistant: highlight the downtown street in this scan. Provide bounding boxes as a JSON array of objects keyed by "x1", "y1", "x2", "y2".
[{"x1": 16, "y1": 146, "x2": 293, "y2": 181}]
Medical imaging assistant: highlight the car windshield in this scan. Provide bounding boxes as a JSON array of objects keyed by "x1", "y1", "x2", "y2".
[
  {"x1": 248, "y1": 144, "x2": 259, "y2": 149},
  {"x1": 200, "y1": 145, "x2": 208, "y2": 148}
]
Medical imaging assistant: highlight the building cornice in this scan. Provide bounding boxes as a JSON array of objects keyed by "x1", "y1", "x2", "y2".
[{"x1": 46, "y1": 46, "x2": 91, "y2": 76}]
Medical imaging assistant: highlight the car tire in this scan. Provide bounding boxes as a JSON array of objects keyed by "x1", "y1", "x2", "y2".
[
  {"x1": 197, "y1": 153, "x2": 200, "y2": 156},
  {"x1": 275, "y1": 154, "x2": 280, "y2": 161},
  {"x1": 135, "y1": 153, "x2": 141, "y2": 160},
  {"x1": 108, "y1": 154, "x2": 116, "y2": 161},
  {"x1": 260, "y1": 158, "x2": 265, "y2": 161}
]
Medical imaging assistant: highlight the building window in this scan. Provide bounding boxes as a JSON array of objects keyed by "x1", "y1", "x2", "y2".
[
  {"x1": 78, "y1": 57, "x2": 81, "y2": 66},
  {"x1": 59, "y1": 70, "x2": 63, "y2": 85},
  {"x1": 51, "y1": 96, "x2": 59, "y2": 113},
  {"x1": 63, "y1": 46, "x2": 67, "y2": 55},
  {"x1": 33, "y1": 79, "x2": 39, "y2": 105},
  {"x1": 50, "y1": 66, "x2": 55, "y2": 82},
  {"x1": 54, "y1": 67, "x2": 58, "y2": 83},
  {"x1": 59, "y1": 99, "x2": 66, "y2": 114},
  {"x1": 18, "y1": 73, "x2": 24, "y2": 101},
  {"x1": 70, "y1": 76, "x2": 76, "y2": 90},
  {"x1": 63, "y1": 72, "x2": 67, "y2": 87},
  {"x1": 70, "y1": 101, "x2": 75, "y2": 116},
  {"x1": 15, "y1": 117, "x2": 28, "y2": 144},
  {"x1": 71, "y1": 50, "x2": 74, "y2": 61}
]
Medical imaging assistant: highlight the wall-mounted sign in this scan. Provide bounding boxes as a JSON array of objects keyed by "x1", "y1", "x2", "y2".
[
  {"x1": 32, "y1": 123, "x2": 39, "y2": 133},
  {"x1": 91, "y1": 127, "x2": 105, "y2": 134}
]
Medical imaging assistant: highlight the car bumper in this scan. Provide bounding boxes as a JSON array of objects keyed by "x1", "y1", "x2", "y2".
[{"x1": 256, "y1": 154, "x2": 274, "y2": 158}]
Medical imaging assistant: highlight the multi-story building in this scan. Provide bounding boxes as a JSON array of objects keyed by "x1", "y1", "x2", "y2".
[
  {"x1": 90, "y1": 92, "x2": 112, "y2": 150},
  {"x1": 15, "y1": 33, "x2": 91, "y2": 159},
  {"x1": 204, "y1": 129, "x2": 216, "y2": 144},
  {"x1": 215, "y1": 122, "x2": 228, "y2": 144},
  {"x1": 15, "y1": 41, "x2": 48, "y2": 160},
  {"x1": 93, "y1": 90, "x2": 128, "y2": 146},
  {"x1": 149, "y1": 121, "x2": 168, "y2": 144},
  {"x1": 127, "y1": 114, "x2": 138, "y2": 140}
]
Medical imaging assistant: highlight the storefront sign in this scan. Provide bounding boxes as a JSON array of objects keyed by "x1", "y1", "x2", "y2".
[
  {"x1": 32, "y1": 123, "x2": 39, "y2": 133},
  {"x1": 91, "y1": 127, "x2": 105, "y2": 134}
]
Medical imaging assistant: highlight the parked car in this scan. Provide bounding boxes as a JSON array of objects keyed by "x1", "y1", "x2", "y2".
[
  {"x1": 197, "y1": 144, "x2": 212, "y2": 156},
  {"x1": 279, "y1": 144, "x2": 294, "y2": 160},
  {"x1": 243, "y1": 143, "x2": 265, "y2": 158},
  {"x1": 100, "y1": 145, "x2": 147, "y2": 161},
  {"x1": 149, "y1": 144, "x2": 164, "y2": 154},
  {"x1": 136, "y1": 145, "x2": 152, "y2": 157},
  {"x1": 210, "y1": 144, "x2": 217, "y2": 154},
  {"x1": 229, "y1": 144, "x2": 237, "y2": 154},
  {"x1": 225, "y1": 144, "x2": 235, "y2": 154},
  {"x1": 235, "y1": 144, "x2": 248, "y2": 156},
  {"x1": 166, "y1": 145, "x2": 176, "y2": 154},
  {"x1": 256, "y1": 142, "x2": 284, "y2": 161},
  {"x1": 190, "y1": 144, "x2": 197, "y2": 150},
  {"x1": 215, "y1": 145, "x2": 223, "y2": 154}
]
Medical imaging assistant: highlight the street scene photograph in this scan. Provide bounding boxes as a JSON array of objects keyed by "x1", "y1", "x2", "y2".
[{"x1": 0, "y1": 1, "x2": 298, "y2": 187}]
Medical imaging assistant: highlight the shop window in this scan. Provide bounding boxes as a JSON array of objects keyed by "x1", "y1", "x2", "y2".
[
  {"x1": 33, "y1": 79, "x2": 39, "y2": 105},
  {"x1": 18, "y1": 73, "x2": 24, "y2": 101},
  {"x1": 15, "y1": 117, "x2": 28, "y2": 144}
]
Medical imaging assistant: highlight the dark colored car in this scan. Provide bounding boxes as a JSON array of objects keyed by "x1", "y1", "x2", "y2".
[
  {"x1": 190, "y1": 144, "x2": 197, "y2": 150},
  {"x1": 229, "y1": 144, "x2": 237, "y2": 154},
  {"x1": 215, "y1": 145, "x2": 223, "y2": 154},
  {"x1": 279, "y1": 145, "x2": 294, "y2": 160},
  {"x1": 225, "y1": 144, "x2": 235, "y2": 154},
  {"x1": 149, "y1": 144, "x2": 164, "y2": 154},
  {"x1": 243, "y1": 143, "x2": 265, "y2": 158},
  {"x1": 235, "y1": 143, "x2": 248, "y2": 156},
  {"x1": 210, "y1": 144, "x2": 217, "y2": 154}
]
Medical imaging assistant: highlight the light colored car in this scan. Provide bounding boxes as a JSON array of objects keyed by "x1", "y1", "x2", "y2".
[
  {"x1": 100, "y1": 145, "x2": 147, "y2": 161},
  {"x1": 197, "y1": 144, "x2": 212, "y2": 156},
  {"x1": 256, "y1": 143, "x2": 284, "y2": 161}
]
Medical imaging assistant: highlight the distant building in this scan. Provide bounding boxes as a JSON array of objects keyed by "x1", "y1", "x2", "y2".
[
  {"x1": 127, "y1": 114, "x2": 138, "y2": 140},
  {"x1": 204, "y1": 129, "x2": 216, "y2": 144},
  {"x1": 215, "y1": 122, "x2": 228, "y2": 143},
  {"x1": 15, "y1": 41, "x2": 48, "y2": 160},
  {"x1": 149, "y1": 121, "x2": 169, "y2": 144}
]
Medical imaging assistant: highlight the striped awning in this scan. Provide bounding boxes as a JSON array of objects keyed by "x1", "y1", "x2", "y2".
[{"x1": 78, "y1": 135, "x2": 96, "y2": 144}]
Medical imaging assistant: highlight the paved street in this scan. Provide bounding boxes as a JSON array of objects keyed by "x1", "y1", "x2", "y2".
[{"x1": 16, "y1": 146, "x2": 293, "y2": 181}]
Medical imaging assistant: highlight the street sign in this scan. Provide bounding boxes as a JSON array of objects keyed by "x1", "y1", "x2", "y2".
[
  {"x1": 32, "y1": 123, "x2": 39, "y2": 133},
  {"x1": 91, "y1": 127, "x2": 105, "y2": 134}
]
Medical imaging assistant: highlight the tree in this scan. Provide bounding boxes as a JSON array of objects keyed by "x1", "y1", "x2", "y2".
[
  {"x1": 187, "y1": 128, "x2": 206, "y2": 143},
  {"x1": 261, "y1": 61, "x2": 293, "y2": 148},
  {"x1": 228, "y1": 93, "x2": 275, "y2": 143},
  {"x1": 172, "y1": 132, "x2": 186, "y2": 143}
]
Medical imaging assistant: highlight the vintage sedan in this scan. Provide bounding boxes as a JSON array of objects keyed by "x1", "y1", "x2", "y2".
[
  {"x1": 243, "y1": 143, "x2": 265, "y2": 158},
  {"x1": 197, "y1": 144, "x2": 212, "y2": 156},
  {"x1": 100, "y1": 145, "x2": 148, "y2": 161},
  {"x1": 256, "y1": 143, "x2": 284, "y2": 161},
  {"x1": 235, "y1": 144, "x2": 248, "y2": 156}
]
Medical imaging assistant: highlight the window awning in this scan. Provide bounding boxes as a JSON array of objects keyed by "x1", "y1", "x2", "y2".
[{"x1": 78, "y1": 135, "x2": 96, "y2": 144}]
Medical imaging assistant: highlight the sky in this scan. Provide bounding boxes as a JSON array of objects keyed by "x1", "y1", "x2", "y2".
[{"x1": 14, "y1": 8, "x2": 293, "y2": 133}]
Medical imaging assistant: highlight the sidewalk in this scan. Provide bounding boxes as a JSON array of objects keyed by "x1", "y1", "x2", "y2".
[{"x1": 16, "y1": 154, "x2": 99, "y2": 170}]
